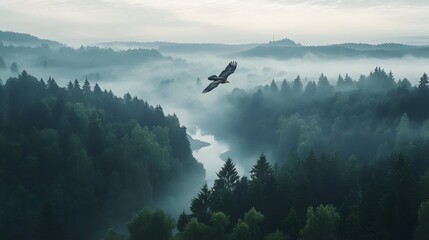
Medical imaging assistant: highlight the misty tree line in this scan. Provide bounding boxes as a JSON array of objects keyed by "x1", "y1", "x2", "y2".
[
  {"x1": 0, "y1": 43, "x2": 164, "y2": 70},
  {"x1": 0, "y1": 55, "x2": 18, "y2": 74},
  {"x1": 0, "y1": 71, "x2": 204, "y2": 240}
]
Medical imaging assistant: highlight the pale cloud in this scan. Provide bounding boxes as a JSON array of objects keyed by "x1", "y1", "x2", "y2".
[{"x1": 0, "y1": 0, "x2": 429, "y2": 45}]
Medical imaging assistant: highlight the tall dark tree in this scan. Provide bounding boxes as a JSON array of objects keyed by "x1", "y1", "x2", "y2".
[
  {"x1": 317, "y1": 73, "x2": 333, "y2": 95},
  {"x1": 419, "y1": 73, "x2": 429, "y2": 89},
  {"x1": 280, "y1": 79, "x2": 290, "y2": 97},
  {"x1": 34, "y1": 203, "x2": 62, "y2": 240},
  {"x1": 212, "y1": 158, "x2": 240, "y2": 217},
  {"x1": 191, "y1": 183, "x2": 212, "y2": 224},
  {"x1": 292, "y1": 75, "x2": 303, "y2": 93},
  {"x1": 82, "y1": 79, "x2": 91, "y2": 93},
  {"x1": 250, "y1": 154, "x2": 274, "y2": 182},
  {"x1": 177, "y1": 211, "x2": 191, "y2": 232},
  {"x1": 270, "y1": 80, "x2": 279, "y2": 93},
  {"x1": 380, "y1": 155, "x2": 416, "y2": 240},
  {"x1": 304, "y1": 81, "x2": 317, "y2": 95},
  {"x1": 47, "y1": 77, "x2": 59, "y2": 93},
  {"x1": 93, "y1": 83, "x2": 102, "y2": 95},
  {"x1": 214, "y1": 158, "x2": 240, "y2": 193}
]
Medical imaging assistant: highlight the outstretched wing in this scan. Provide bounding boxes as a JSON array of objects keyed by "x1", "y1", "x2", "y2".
[
  {"x1": 219, "y1": 61, "x2": 237, "y2": 79},
  {"x1": 202, "y1": 80, "x2": 221, "y2": 93}
]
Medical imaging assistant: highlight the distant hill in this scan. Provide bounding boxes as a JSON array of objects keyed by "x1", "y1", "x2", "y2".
[
  {"x1": 0, "y1": 30, "x2": 65, "y2": 49},
  {"x1": 268, "y1": 38, "x2": 301, "y2": 47},
  {"x1": 94, "y1": 41, "x2": 259, "y2": 53},
  {"x1": 242, "y1": 41, "x2": 429, "y2": 59}
]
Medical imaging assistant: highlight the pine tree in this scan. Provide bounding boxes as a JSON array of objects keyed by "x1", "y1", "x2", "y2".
[
  {"x1": 73, "y1": 79, "x2": 81, "y2": 91},
  {"x1": 94, "y1": 83, "x2": 102, "y2": 95},
  {"x1": 292, "y1": 75, "x2": 303, "y2": 93},
  {"x1": 317, "y1": 73, "x2": 333, "y2": 95},
  {"x1": 270, "y1": 79, "x2": 279, "y2": 93},
  {"x1": 250, "y1": 154, "x2": 273, "y2": 183},
  {"x1": 82, "y1": 79, "x2": 91, "y2": 93},
  {"x1": 304, "y1": 81, "x2": 317, "y2": 95},
  {"x1": 419, "y1": 73, "x2": 428, "y2": 89},
  {"x1": 214, "y1": 158, "x2": 240, "y2": 192},
  {"x1": 280, "y1": 79, "x2": 290, "y2": 97},
  {"x1": 190, "y1": 183, "x2": 212, "y2": 224},
  {"x1": 47, "y1": 77, "x2": 59, "y2": 93},
  {"x1": 177, "y1": 211, "x2": 191, "y2": 232},
  {"x1": 336, "y1": 74, "x2": 345, "y2": 90}
]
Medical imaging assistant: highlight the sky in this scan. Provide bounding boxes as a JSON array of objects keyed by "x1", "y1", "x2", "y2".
[{"x1": 1, "y1": 0, "x2": 429, "y2": 45}]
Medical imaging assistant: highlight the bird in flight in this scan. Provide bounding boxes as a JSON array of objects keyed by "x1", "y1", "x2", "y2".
[{"x1": 202, "y1": 61, "x2": 237, "y2": 93}]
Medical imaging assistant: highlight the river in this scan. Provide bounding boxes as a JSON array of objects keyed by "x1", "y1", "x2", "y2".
[{"x1": 189, "y1": 127, "x2": 245, "y2": 186}]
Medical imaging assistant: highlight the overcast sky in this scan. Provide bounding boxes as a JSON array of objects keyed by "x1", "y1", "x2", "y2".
[{"x1": 1, "y1": 0, "x2": 429, "y2": 45}]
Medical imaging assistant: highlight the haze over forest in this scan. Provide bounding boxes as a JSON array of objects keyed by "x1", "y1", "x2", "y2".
[{"x1": 1, "y1": 24, "x2": 429, "y2": 240}]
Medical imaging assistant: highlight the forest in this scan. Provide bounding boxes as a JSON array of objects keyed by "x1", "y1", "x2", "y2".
[
  {"x1": 103, "y1": 68, "x2": 429, "y2": 240},
  {"x1": 0, "y1": 71, "x2": 204, "y2": 239},
  {"x1": 2, "y1": 30, "x2": 429, "y2": 240}
]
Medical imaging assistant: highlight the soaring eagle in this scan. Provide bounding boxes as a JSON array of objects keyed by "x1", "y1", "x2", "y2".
[{"x1": 202, "y1": 61, "x2": 237, "y2": 93}]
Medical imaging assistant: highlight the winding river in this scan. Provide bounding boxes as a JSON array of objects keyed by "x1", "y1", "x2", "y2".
[{"x1": 189, "y1": 127, "x2": 244, "y2": 186}]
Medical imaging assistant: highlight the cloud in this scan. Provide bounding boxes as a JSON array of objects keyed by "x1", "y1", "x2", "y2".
[{"x1": 1, "y1": 0, "x2": 429, "y2": 45}]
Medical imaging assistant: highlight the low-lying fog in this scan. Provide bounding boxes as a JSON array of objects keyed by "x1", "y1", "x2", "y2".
[{"x1": 2, "y1": 48, "x2": 429, "y2": 178}]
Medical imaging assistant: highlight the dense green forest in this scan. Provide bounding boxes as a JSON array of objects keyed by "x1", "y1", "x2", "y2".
[
  {"x1": 105, "y1": 68, "x2": 429, "y2": 240},
  {"x1": 0, "y1": 71, "x2": 204, "y2": 239}
]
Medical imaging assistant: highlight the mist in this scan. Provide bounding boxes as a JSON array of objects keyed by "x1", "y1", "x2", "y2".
[
  {"x1": 3, "y1": 38, "x2": 429, "y2": 173},
  {"x1": 2, "y1": 32, "x2": 429, "y2": 239}
]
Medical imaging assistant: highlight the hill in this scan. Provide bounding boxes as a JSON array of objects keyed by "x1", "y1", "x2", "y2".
[{"x1": 0, "y1": 30, "x2": 65, "y2": 49}]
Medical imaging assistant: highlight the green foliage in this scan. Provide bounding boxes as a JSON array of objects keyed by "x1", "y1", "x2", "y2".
[
  {"x1": 231, "y1": 220, "x2": 251, "y2": 240},
  {"x1": 103, "y1": 228, "x2": 124, "y2": 240},
  {"x1": 282, "y1": 207, "x2": 299, "y2": 240},
  {"x1": 264, "y1": 230, "x2": 288, "y2": 240},
  {"x1": 177, "y1": 211, "x2": 191, "y2": 232},
  {"x1": 209, "y1": 212, "x2": 229, "y2": 240},
  {"x1": 414, "y1": 199, "x2": 429, "y2": 240},
  {"x1": 419, "y1": 169, "x2": 429, "y2": 202},
  {"x1": 244, "y1": 207, "x2": 265, "y2": 240},
  {"x1": 127, "y1": 208, "x2": 175, "y2": 240},
  {"x1": 181, "y1": 218, "x2": 211, "y2": 240},
  {"x1": 300, "y1": 205, "x2": 340, "y2": 240}
]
